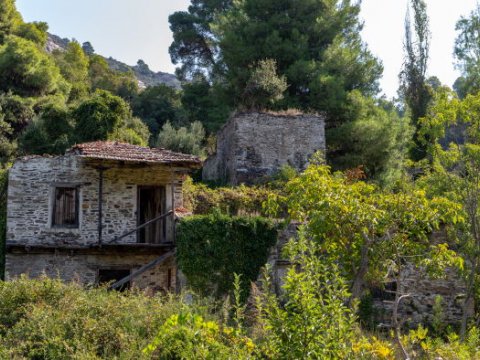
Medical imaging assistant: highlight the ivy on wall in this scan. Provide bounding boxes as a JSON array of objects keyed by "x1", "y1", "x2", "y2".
[
  {"x1": 0, "y1": 170, "x2": 8, "y2": 280},
  {"x1": 176, "y1": 212, "x2": 277, "y2": 300}
]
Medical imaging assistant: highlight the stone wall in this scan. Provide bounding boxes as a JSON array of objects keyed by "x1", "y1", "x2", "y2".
[
  {"x1": 6, "y1": 154, "x2": 187, "y2": 290},
  {"x1": 7, "y1": 155, "x2": 185, "y2": 246},
  {"x1": 265, "y1": 224, "x2": 473, "y2": 329},
  {"x1": 6, "y1": 251, "x2": 176, "y2": 292},
  {"x1": 203, "y1": 112, "x2": 325, "y2": 185}
]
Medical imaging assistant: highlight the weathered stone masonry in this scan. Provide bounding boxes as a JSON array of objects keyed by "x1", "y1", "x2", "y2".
[
  {"x1": 203, "y1": 112, "x2": 326, "y2": 185},
  {"x1": 6, "y1": 142, "x2": 200, "y2": 291}
]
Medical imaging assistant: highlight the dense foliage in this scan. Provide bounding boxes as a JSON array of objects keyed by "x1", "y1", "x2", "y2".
[
  {"x1": 176, "y1": 212, "x2": 277, "y2": 300},
  {"x1": 4, "y1": 1, "x2": 480, "y2": 358},
  {"x1": 182, "y1": 177, "x2": 276, "y2": 216}
]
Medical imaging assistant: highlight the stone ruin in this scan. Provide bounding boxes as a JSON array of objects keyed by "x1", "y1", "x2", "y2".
[{"x1": 202, "y1": 111, "x2": 326, "y2": 185}]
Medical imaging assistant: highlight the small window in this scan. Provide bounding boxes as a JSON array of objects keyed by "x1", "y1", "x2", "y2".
[{"x1": 52, "y1": 187, "x2": 79, "y2": 227}]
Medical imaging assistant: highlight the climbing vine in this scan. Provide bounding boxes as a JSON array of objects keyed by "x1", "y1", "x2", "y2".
[
  {"x1": 0, "y1": 170, "x2": 7, "y2": 280},
  {"x1": 176, "y1": 212, "x2": 277, "y2": 300}
]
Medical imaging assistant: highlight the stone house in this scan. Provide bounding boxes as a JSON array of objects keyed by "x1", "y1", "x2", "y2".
[
  {"x1": 203, "y1": 112, "x2": 325, "y2": 185},
  {"x1": 5, "y1": 141, "x2": 201, "y2": 291}
]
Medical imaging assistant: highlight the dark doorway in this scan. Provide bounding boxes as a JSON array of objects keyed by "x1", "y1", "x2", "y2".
[
  {"x1": 98, "y1": 269, "x2": 131, "y2": 291},
  {"x1": 137, "y1": 186, "x2": 166, "y2": 244}
]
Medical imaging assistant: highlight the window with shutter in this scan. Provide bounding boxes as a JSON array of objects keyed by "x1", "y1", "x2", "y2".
[{"x1": 52, "y1": 187, "x2": 79, "y2": 227}]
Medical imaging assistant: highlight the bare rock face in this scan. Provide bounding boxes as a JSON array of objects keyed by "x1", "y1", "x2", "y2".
[{"x1": 203, "y1": 111, "x2": 326, "y2": 185}]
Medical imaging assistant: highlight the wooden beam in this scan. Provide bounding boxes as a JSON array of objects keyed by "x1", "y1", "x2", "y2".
[{"x1": 109, "y1": 249, "x2": 176, "y2": 290}]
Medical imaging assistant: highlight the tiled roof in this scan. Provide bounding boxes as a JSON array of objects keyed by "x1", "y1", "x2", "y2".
[{"x1": 67, "y1": 141, "x2": 202, "y2": 167}]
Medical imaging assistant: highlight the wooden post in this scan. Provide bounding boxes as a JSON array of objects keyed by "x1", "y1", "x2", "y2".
[
  {"x1": 96, "y1": 166, "x2": 108, "y2": 245},
  {"x1": 171, "y1": 167, "x2": 175, "y2": 244}
]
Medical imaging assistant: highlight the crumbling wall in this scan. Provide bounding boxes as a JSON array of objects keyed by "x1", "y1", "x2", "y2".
[
  {"x1": 265, "y1": 225, "x2": 472, "y2": 329},
  {"x1": 203, "y1": 112, "x2": 325, "y2": 185}
]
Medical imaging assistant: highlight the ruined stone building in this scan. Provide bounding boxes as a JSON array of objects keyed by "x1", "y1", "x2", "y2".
[
  {"x1": 203, "y1": 112, "x2": 325, "y2": 185},
  {"x1": 5, "y1": 141, "x2": 201, "y2": 291}
]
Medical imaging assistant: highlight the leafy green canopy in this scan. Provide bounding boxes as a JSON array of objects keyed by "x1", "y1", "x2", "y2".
[
  {"x1": 0, "y1": 36, "x2": 68, "y2": 97},
  {"x1": 454, "y1": 4, "x2": 480, "y2": 98},
  {"x1": 170, "y1": 0, "x2": 382, "y2": 119},
  {"x1": 0, "y1": 0, "x2": 22, "y2": 44},
  {"x1": 21, "y1": 91, "x2": 150, "y2": 155},
  {"x1": 176, "y1": 213, "x2": 277, "y2": 300},
  {"x1": 257, "y1": 233, "x2": 357, "y2": 359},
  {"x1": 268, "y1": 164, "x2": 462, "y2": 300},
  {"x1": 156, "y1": 121, "x2": 205, "y2": 156},
  {"x1": 416, "y1": 89, "x2": 480, "y2": 338},
  {"x1": 132, "y1": 84, "x2": 185, "y2": 137}
]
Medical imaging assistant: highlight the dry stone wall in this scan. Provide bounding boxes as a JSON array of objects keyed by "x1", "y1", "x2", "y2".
[
  {"x1": 265, "y1": 224, "x2": 472, "y2": 329},
  {"x1": 203, "y1": 112, "x2": 325, "y2": 185}
]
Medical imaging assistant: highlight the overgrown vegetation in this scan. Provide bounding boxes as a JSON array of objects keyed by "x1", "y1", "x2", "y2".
[
  {"x1": 4, "y1": 0, "x2": 480, "y2": 358},
  {"x1": 176, "y1": 212, "x2": 277, "y2": 300}
]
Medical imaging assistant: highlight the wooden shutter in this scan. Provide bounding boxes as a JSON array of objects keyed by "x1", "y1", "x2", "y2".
[{"x1": 52, "y1": 187, "x2": 78, "y2": 227}]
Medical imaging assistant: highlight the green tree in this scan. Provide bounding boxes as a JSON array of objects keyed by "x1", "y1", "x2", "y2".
[
  {"x1": 53, "y1": 40, "x2": 89, "y2": 101},
  {"x1": 14, "y1": 21, "x2": 48, "y2": 46},
  {"x1": 0, "y1": 36, "x2": 68, "y2": 97},
  {"x1": 132, "y1": 84, "x2": 185, "y2": 137},
  {"x1": 0, "y1": 0, "x2": 22, "y2": 44},
  {"x1": 88, "y1": 55, "x2": 138, "y2": 101},
  {"x1": 216, "y1": 0, "x2": 382, "y2": 119},
  {"x1": 400, "y1": 0, "x2": 433, "y2": 162},
  {"x1": 270, "y1": 164, "x2": 460, "y2": 301},
  {"x1": 82, "y1": 41, "x2": 94, "y2": 55},
  {"x1": 454, "y1": 4, "x2": 480, "y2": 97},
  {"x1": 20, "y1": 103, "x2": 73, "y2": 155},
  {"x1": 156, "y1": 121, "x2": 205, "y2": 156},
  {"x1": 328, "y1": 91, "x2": 412, "y2": 185},
  {"x1": 243, "y1": 59, "x2": 287, "y2": 110},
  {"x1": 181, "y1": 74, "x2": 231, "y2": 133},
  {"x1": 417, "y1": 90, "x2": 480, "y2": 339},
  {"x1": 72, "y1": 90, "x2": 133, "y2": 143},
  {"x1": 168, "y1": 0, "x2": 232, "y2": 81},
  {"x1": 256, "y1": 233, "x2": 357, "y2": 359}
]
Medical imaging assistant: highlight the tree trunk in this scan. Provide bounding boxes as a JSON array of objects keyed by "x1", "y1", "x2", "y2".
[
  {"x1": 350, "y1": 235, "x2": 371, "y2": 303},
  {"x1": 393, "y1": 273, "x2": 411, "y2": 360}
]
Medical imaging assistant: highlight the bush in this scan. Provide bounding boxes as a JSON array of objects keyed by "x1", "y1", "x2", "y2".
[
  {"x1": 243, "y1": 59, "x2": 287, "y2": 110},
  {"x1": 0, "y1": 276, "x2": 216, "y2": 359},
  {"x1": 183, "y1": 177, "x2": 275, "y2": 217},
  {"x1": 144, "y1": 312, "x2": 255, "y2": 359},
  {"x1": 255, "y1": 232, "x2": 358, "y2": 359}
]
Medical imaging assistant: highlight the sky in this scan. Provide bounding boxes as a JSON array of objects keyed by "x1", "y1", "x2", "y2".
[{"x1": 16, "y1": 0, "x2": 480, "y2": 99}]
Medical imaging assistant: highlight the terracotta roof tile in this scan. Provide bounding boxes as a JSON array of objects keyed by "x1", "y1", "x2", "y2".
[{"x1": 67, "y1": 141, "x2": 202, "y2": 167}]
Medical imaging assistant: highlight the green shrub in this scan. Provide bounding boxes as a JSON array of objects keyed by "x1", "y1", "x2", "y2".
[
  {"x1": 183, "y1": 177, "x2": 275, "y2": 217},
  {"x1": 144, "y1": 312, "x2": 255, "y2": 359},
  {"x1": 0, "y1": 276, "x2": 215, "y2": 359},
  {"x1": 255, "y1": 232, "x2": 357, "y2": 359},
  {"x1": 176, "y1": 212, "x2": 278, "y2": 300}
]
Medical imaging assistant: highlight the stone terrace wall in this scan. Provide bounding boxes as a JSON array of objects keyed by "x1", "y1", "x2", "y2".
[{"x1": 203, "y1": 112, "x2": 325, "y2": 185}]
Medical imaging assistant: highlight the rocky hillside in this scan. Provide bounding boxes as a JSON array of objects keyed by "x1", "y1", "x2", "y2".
[{"x1": 46, "y1": 33, "x2": 180, "y2": 90}]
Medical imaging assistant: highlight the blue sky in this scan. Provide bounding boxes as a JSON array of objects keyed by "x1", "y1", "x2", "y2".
[{"x1": 16, "y1": 0, "x2": 479, "y2": 98}]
